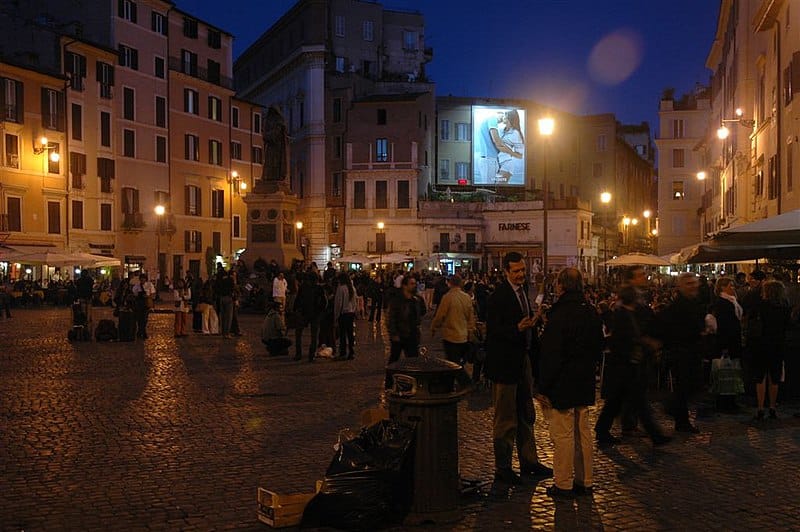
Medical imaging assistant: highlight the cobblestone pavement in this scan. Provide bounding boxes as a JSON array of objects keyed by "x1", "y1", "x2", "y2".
[{"x1": 1, "y1": 307, "x2": 800, "y2": 531}]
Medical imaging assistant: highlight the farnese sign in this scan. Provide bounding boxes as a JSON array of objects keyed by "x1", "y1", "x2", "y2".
[{"x1": 498, "y1": 222, "x2": 530, "y2": 231}]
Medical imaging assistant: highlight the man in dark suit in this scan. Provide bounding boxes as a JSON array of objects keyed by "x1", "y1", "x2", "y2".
[{"x1": 486, "y1": 252, "x2": 553, "y2": 486}]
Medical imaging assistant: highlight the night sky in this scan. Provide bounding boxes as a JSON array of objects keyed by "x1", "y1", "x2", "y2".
[{"x1": 181, "y1": 0, "x2": 720, "y2": 127}]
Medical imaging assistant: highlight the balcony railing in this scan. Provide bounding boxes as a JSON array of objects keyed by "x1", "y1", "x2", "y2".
[
  {"x1": 168, "y1": 57, "x2": 234, "y2": 90},
  {"x1": 0, "y1": 213, "x2": 9, "y2": 231},
  {"x1": 122, "y1": 212, "x2": 145, "y2": 230},
  {"x1": 5, "y1": 154, "x2": 19, "y2": 169},
  {"x1": 367, "y1": 241, "x2": 394, "y2": 253},
  {"x1": 2, "y1": 105, "x2": 21, "y2": 123},
  {"x1": 71, "y1": 175, "x2": 85, "y2": 190}
]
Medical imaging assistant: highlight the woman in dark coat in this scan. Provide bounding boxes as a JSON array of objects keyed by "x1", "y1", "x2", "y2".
[
  {"x1": 752, "y1": 280, "x2": 792, "y2": 420},
  {"x1": 712, "y1": 277, "x2": 743, "y2": 359}
]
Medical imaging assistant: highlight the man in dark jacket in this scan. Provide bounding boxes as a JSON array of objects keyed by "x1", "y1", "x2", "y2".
[
  {"x1": 385, "y1": 276, "x2": 426, "y2": 387},
  {"x1": 538, "y1": 268, "x2": 604, "y2": 498},
  {"x1": 293, "y1": 273, "x2": 327, "y2": 361},
  {"x1": 659, "y1": 273, "x2": 706, "y2": 433},
  {"x1": 486, "y1": 252, "x2": 552, "y2": 486}
]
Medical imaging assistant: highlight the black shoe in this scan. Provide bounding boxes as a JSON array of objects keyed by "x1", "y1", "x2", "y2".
[
  {"x1": 769, "y1": 409, "x2": 778, "y2": 420},
  {"x1": 520, "y1": 462, "x2": 553, "y2": 478},
  {"x1": 546, "y1": 485, "x2": 575, "y2": 499},
  {"x1": 292, "y1": 355, "x2": 302, "y2": 361},
  {"x1": 651, "y1": 434, "x2": 672, "y2": 446},
  {"x1": 572, "y1": 484, "x2": 594, "y2": 496},
  {"x1": 755, "y1": 410, "x2": 765, "y2": 421},
  {"x1": 675, "y1": 423, "x2": 700, "y2": 434},
  {"x1": 494, "y1": 468, "x2": 523, "y2": 486},
  {"x1": 347, "y1": 353, "x2": 355, "y2": 360},
  {"x1": 596, "y1": 434, "x2": 621, "y2": 448}
]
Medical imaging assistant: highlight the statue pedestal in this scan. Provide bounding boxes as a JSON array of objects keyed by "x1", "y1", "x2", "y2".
[{"x1": 241, "y1": 183, "x2": 303, "y2": 269}]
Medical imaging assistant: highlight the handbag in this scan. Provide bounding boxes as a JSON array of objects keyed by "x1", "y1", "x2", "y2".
[{"x1": 710, "y1": 355, "x2": 745, "y2": 395}]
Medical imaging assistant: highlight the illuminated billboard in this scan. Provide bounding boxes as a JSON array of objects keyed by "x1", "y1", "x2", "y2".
[{"x1": 472, "y1": 106, "x2": 526, "y2": 186}]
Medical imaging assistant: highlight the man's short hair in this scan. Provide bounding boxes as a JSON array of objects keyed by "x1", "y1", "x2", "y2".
[
  {"x1": 622, "y1": 266, "x2": 644, "y2": 283},
  {"x1": 557, "y1": 267, "x2": 583, "y2": 293},
  {"x1": 677, "y1": 272, "x2": 696, "y2": 283},
  {"x1": 447, "y1": 274, "x2": 463, "y2": 286},
  {"x1": 503, "y1": 252, "x2": 524, "y2": 271},
  {"x1": 750, "y1": 270, "x2": 767, "y2": 281},
  {"x1": 618, "y1": 285, "x2": 638, "y2": 306},
  {"x1": 401, "y1": 275, "x2": 415, "y2": 286}
]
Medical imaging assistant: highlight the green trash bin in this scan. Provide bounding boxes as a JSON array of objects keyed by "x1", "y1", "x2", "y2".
[{"x1": 386, "y1": 356, "x2": 471, "y2": 525}]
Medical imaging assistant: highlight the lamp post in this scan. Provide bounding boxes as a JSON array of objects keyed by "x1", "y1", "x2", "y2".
[
  {"x1": 696, "y1": 170, "x2": 708, "y2": 241},
  {"x1": 154, "y1": 204, "x2": 165, "y2": 291},
  {"x1": 295, "y1": 221, "x2": 305, "y2": 264},
  {"x1": 377, "y1": 221, "x2": 385, "y2": 271},
  {"x1": 538, "y1": 117, "x2": 555, "y2": 277},
  {"x1": 622, "y1": 216, "x2": 631, "y2": 251},
  {"x1": 600, "y1": 191, "x2": 612, "y2": 283}
]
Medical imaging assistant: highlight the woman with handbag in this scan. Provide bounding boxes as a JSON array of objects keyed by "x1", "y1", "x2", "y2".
[
  {"x1": 712, "y1": 277, "x2": 744, "y2": 412},
  {"x1": 173, "y1": 278, "x2": 192, "y2": 337},
  {"x1": 752, "y1": 280, "x2": 792, "y2": 420},
  {"x1": 334, "y1": 272, "x2": 358, "y2": 360}
]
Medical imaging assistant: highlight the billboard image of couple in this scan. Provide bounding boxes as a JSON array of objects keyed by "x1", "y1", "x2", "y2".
[{"x1": 473, "y1": 106, "x2": 526, "y2": 186}]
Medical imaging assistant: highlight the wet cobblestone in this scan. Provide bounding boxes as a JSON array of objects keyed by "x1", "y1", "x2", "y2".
[{"x1": 1, "y1": 307, "x2": 799, "y2": 531}]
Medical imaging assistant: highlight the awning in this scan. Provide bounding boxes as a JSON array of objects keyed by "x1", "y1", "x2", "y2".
[{"x1": 434, "y1": 252, "x2": 482, "y2": 260}]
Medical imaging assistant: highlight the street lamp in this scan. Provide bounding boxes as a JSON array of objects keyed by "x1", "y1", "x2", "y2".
[
  {"x1": 538, "y1": 117, "x2": 554, "y2": 277},
  {"x1": 600, "y1": 192, "x2": 612, "y2": 284},
  {"x1": 376, "y1": 221, "x2": 385, "y2": 271},
  {"x1": 295, "y1": 221, "x2": 305, "y2": 264},
  {"x1": 154, "y1": 204, "x2": 165, "y2": 289},
  {"x1": 696, "y1": 170, "x2": 709, "y2": 240}
]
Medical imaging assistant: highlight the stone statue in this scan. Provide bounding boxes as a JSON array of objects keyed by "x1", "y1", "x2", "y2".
[{"x1": 262, "y1": 107, "x2": 289, "y2": 182}]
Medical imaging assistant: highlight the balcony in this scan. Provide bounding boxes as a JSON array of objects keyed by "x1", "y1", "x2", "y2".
[
  {"x1": 2, "y1": 104, "x2": 21, "y2": 123},
  {"x1": 122, "y1": 212, "x2": 145, "y2": 231},
  {"x1": 0, "y1": 213, "x2": 8, "y2": 231},
  {"x1": 5, "y1": 154, "x2": 19, "y2": 169},
  {"x1": 168, "y1": 57, "x2": 234, "y2": 90},
  {"x1": 367, "y1": 241, "x2": 394, "y2": 253},
  {"x1": 99, "y1": 83, "x2": 113, "y2": 99},
  {"x1": 71, "y1": 175, "x2": 85, "y2": 190}
]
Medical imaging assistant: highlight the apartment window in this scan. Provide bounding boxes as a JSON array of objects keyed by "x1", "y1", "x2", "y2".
[
  {"x1": 331, "y1": 214, "x2": 340, "y2": 234},
  {"x1": 672, "y1": 119, "x2": 685, "y2": 138},
  {"x1": 233, "y1": 215, "x2": 241, "y2": 238},
  {"x1": 48, "y1": 142, "x2": 60, "y2": 174},
  {"x1": 185, "y1": 134, "x2": 199, "y2": 161},
  {"x1": 440, "y1": 120, "x2": 450, "y2": 140},
  {"x1": 154, "y1": 56, "x2": 165, "y2": 79},
  {"x1": 209, "y1": 139, "x2": 222, "y2": 165},
  {"x1": 181, "y1": 49, "x2": 198, "y2": 76},
  {"x1": 69, "y1": 152, "x2": 86, "y2": 188},
  {"x1": 403, "y1": 30, "x2": 418, "y2": 51},
  {"x1": 758, "y1": 73, "x2": 766, "y2": 124},
  {"x1": 155, "y1": 96, "x2": 166, "y2": 127},
  {"x1": 231, "y1": 106, "x2": 240, "y2": 127},
  {"x1": 596, "y1": 134, "x2": 606, "y2": 152},
  {"x1": 2, "y1": 78, "x2": 24, "y2": 122},
  {"x1": 100, "y1": 111, "x2": 111, "y2": 147},
  {"x1": 207, "y1": 59, "x2": 221, "y2": 84},
  {"x1": 333, "y1": 136, "x2": 342, "y2": 159},
  {"x1": 466, "y1": 233, "x2": 477, "y2": 252},
  {"x1": 211, "y1": 189, "x2": 224, "y2": 218},
  {"x1": 230, "y1": 141, "x2": 242, "y2": 160},
  {"x1": 439, "y1": 159, "x2": 450, "y2": 179},
  {"x1": 96, "y1": 61, "x2": 114, "y2": 98},
  {"x1": 253, "y1": 112, "x2": 261, "y2": 134},
  {"x1": 7, "y1": 197, "x2": 21, "y2": 232},
  {"x1": 118, "y1": 44, "x2": 139, "y2": 70},
  {"x1": 47, "y1": 201, "x2": 61, "y2": 234},
  {"x1": 118, "y1": 0, "x2": 137, "y2": 22},
  {"x1": 251, "y1": 145, "x2": 263, "y2": 164},
  {"x1": 122, "y1": 129, "x2": 134, "y2": 157},
  {"x1": 71, "y1": 103, "x2": 82, "y2": 141},
  {"x1": 123, "y1": 87, "x2": 135, "y2": 120},
  {"x1": 672, "y1": 148, "x2": 685, "y2": 168},
  {"x1": 156, "y1": 136, "x2": 167, "y2": 163},
  {"x1": 592, "y1": 162, "x2": 603, "y2": 178},
  {"x1": 65, "y1": 52, "x2": 86, "y2": 91},
  {"x1": 375, "y1": 181, "x2": 388, "y2": 209},
  {"x1": 207, "y1": 29, "x2": 221, "y2": 49},
  {"x1": 332, "y1": 98, "x2": 342, "y2": 123},
  {"x1": 100, "y1": 203, "x2": 112, "y2": 231},
  {"x1": 768, "y1": 154, "x2": 778, "y2": 199},
  {"x1": 784, "y1": 63, "x2": 793, "y2": 106},
  {"x1": 335, "y1": 57, "x2": 345, "y2": 73},
  {"x1": 788, "y1": 143, "x2": 794, "y2": 192},
  {"x1": 439, "y1": 233, "x2": 450, "y2": 253},
  {"x1": 98, "y1": 158, "x2": 115, "y2": 192},
  {"x1": 397, "y1": 180, "x2": 410, "y2": 209},
  {"x1": 185, "y1": 185, "x2": 201, "y2": 216},
  {"x1": 353, "y1": 181, "x2": 366, "y2": 209},
  {"x1": 361, "y1": 20, "x2": 374, "y2": 41},
  {"x1": 4, "y1": 133, "x2": 19, "y2": 168},
  {"x1": 672, "y1": 180, "x2": 685, "y2": 200},
  {"x1": 151, "y1": 11, "x2": 167, "y2": 35},
  {"x1": 212, "y1": 231, "x2": 222, "y2": 254},
  {"x1": 375, "y1": 138, "x2": 388, "y2": 162},
  {"x1": 455, "y1": 122, "x2": 470, "y2": 141},
  {"x1": 72, "y1": 200, "x2": 84, "y2": 229},
  {"x1": 184, "y1": 88, "x2": 199, "y2": 114},
  {"x1": 41, "y1": 88, "x2": 65, "y2": 131},
  {"x1": 208, "y1": 96, "x2": 222, "y2": 121},
  {"x1": 183, "y1": 17, "x2": 198, "y2": 38},
  {"x1": 375, "y1": 232, "x2": 386, "y2": 253},
  {"x1": 377, "y1": 108, "x2": 387, "y2": 125},
  {"x1": 330, "y1": 172, "x2": 342, "y2": 197},
  {"x1": 185, "y1": 230, "x2": 202, "y2": 253},
  {"x1": 335, "y1": 15, "x2": 345, "y2": 37},
  {"x1": 455, "y1": 162, "x2": 469, "y2": 180}
]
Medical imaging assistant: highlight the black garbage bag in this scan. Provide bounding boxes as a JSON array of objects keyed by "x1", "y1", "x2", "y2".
[{"x1": 302, "y1": 419, "x2": 416, "y2": 531}]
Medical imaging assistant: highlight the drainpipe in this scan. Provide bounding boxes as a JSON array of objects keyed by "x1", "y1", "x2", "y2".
[
  {"x1": 776, "y1": 19, "x2": 782, "y2": 215},
  {"x1": 62, "y1": 39, "x2": 78, "y2": 253}
]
